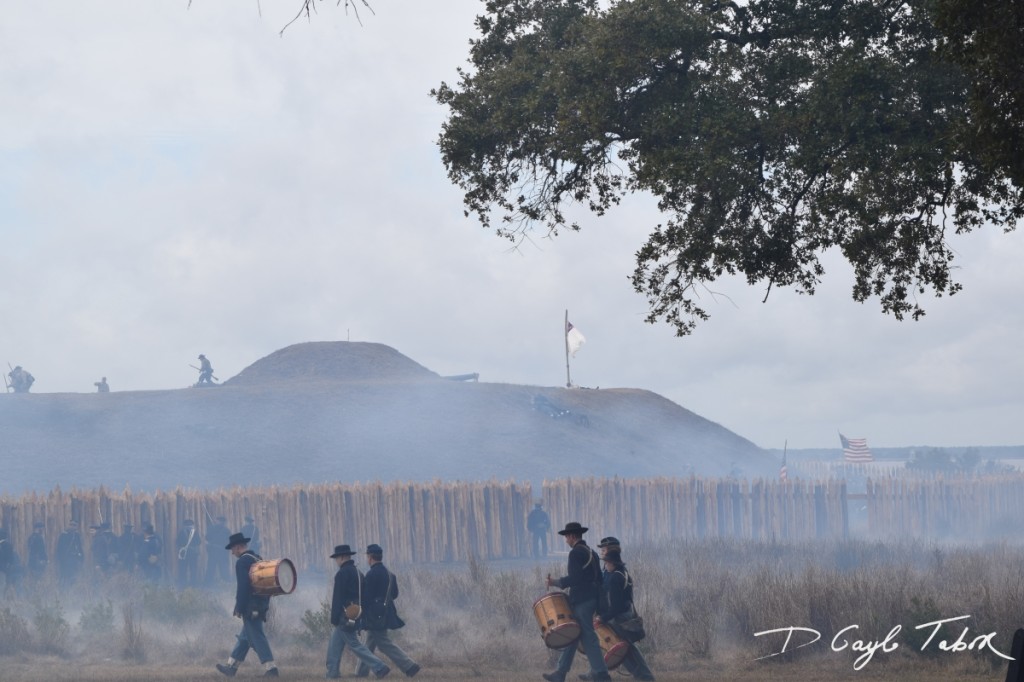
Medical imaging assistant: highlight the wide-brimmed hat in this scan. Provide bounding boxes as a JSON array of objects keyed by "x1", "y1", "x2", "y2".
[
  {"x1": 597, "y1": 536, "x2": 620, "y2": 549},
  {"x1": 557, "y1": 522, "x2": 589, "y2": 536},
  {"x1": 330, "y1": 544, "x2": 356, "y2": 558},
  {"x1": 225, "y1": 532, "x2": 250, "y2": 550},
  {"x1": 33, "y1": 521, "x2": 45, "y2": 529},
  {"x1": 366, "y1": 543, "x2": 384, "y2": 555}
]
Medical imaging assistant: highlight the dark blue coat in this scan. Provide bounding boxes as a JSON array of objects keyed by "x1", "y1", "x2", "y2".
[
  {"x1": 361, "y1": 562, "x2": 404, "y2": 630},
  {"x1": 330, "y1": 560, "x2": 363, "y2": 627},
  {"x1": 598, "y1": 567, "x2": 634, "y2": 621},
  {"x1": 553, "y1": 540, "x2": 602, "y2": 605},
  {"x1": 234, "y1": 550, "x2": 270, "y2": 620}
]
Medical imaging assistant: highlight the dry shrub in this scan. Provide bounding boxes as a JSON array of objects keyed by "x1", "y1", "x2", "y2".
[
  {"x1": 3, "y1": 537, "x2": 1024, "y2": 677},
  {"x1": 31, "y1": 599, "x2": 70, "y2": 656},
  {"x1": 297, "y1": 599, "x2": 332, "y2": 649},
  {"x1": 0, "y1": 607, "x2": 33, "y2": 655},
  {"x1": 121, "y1": 602, "x2": 145, "y2": 663}
]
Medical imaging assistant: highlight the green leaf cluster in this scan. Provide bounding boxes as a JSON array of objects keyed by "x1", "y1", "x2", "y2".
[{"x1": 433, "y1": 0, "x2": 1024, "y2": 334}]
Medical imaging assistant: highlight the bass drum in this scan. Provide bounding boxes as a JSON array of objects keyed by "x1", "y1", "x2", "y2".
[
  {"x1": 532, "y1": 592, "x2": 580, "y2": 650},
  {"x1": 578, "y1": 618, "x2": 630, "y2": 670},
  {"x1": 249, "y1": 558, "x2": 297, "y2": 596}
]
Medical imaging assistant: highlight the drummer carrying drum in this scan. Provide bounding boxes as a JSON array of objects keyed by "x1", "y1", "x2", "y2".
[
  {"x1": 216, "y1": 532, "x2": 279, "y2": 678},
  {"x1": 598, "y1": 546, "x2": 655, "y2": 681},
  {"x1": 543, "y1": 522, "x2": 611, "y2": 682}
]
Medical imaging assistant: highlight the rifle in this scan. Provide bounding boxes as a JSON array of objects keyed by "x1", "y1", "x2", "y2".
[
  {"x1": 201, "y1": 501, "x2": 215, "y2": 525},
  {"x1": 188, "y1": 364, "x2": 220, "y2": 382}
]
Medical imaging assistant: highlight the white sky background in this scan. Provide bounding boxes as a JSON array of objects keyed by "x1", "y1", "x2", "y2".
[{"x1": 2, "y1": 1, "x2": 1022, "y2": 450}]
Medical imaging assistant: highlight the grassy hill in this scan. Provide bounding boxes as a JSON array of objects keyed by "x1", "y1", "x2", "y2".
[{"x1": 1, "y1": 342, "x2": 770, "y2": 493}]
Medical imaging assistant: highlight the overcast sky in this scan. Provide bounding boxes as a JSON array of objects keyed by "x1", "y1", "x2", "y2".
[{"x1": 2, "y1": 1, "x2": 1021, "y2": 451}]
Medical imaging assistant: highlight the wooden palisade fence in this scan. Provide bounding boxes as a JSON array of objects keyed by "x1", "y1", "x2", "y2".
[{"x1": 3, "y1": 475, "x2": 1024, "y2": 583}]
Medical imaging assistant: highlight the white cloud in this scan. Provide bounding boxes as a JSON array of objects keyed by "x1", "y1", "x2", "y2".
[{"x1": 1, "y1": 1, "x2": 1021, "y2": 449}]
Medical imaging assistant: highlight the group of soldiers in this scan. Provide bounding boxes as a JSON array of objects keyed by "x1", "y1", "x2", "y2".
[
  {"x1": 543, "y1": 521, "x2": 655, "y2": 682},
  {"x1": 2, "y1": 353, "x2": 217, "y2": 394},
  {"x1": 0, "y1": 514, "x2": 261, "y2": 593},
  {"x1": 214, "y1": 534, "x2": 420, "y2": 679}
]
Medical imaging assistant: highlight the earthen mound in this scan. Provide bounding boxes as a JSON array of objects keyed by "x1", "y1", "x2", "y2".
[{"x1": 225, "y1": 341, "x2": 439, "y2": 386}]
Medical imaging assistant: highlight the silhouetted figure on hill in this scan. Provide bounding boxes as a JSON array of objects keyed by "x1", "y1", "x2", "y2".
[
  {"x1": 94, "y1": 377, "x2": 109, "y2": 392},
  {"x1": 195, "y1": 354, "x2": 215, "y2": 386},
  {"x1": 7, "y1": 365, "x2": 34, "y2": 393},
  {"x1": 56, "y1": 521, "x2": 84, "y2": 587},
  {"x1": 527, "y1": 502, "x2": 551, "y2": 558}
]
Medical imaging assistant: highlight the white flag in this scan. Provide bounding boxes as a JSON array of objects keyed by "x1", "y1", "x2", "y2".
[{"x1": 566, "y1": 321, "x2": 586, "y2": 357}]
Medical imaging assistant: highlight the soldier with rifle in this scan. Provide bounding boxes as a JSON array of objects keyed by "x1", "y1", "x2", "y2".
[
  {"x1": 7, "y1": 364, "x2": 35, "y2": 393},
  {"x1": 192, "y1": 354, "x2": 217, "y2": 386}
]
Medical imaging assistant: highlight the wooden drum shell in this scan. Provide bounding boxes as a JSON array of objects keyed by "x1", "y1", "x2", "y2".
[{"x1": 532, "y1": 592, "x2": 580, "y2": 650}]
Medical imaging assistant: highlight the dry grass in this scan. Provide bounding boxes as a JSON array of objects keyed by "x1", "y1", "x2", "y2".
[
  {"x1": 0, "y1": 659, "x2": 1007, "y2": 681},
  {"x1": 1, "y1": 538, "x2": 1021, "y2": 681}
]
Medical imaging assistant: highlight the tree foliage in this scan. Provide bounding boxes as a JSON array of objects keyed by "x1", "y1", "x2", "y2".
[
  {"x1": 433, "y1": 0, "x2": 1024, "y2": 335},
  {"x1": 933, "y1": 0, "x2": 1024, "y2": 188}
]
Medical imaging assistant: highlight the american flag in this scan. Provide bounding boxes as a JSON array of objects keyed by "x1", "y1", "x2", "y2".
[
  {"x1": 779, "y1": 452, "x2": 788, "y2": 481},
  {"x1": 839, "y1": 433, "x2": 874, "y2": 463}
]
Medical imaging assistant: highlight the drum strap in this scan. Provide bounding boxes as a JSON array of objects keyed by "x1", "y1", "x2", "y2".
[{"x1": 356, "y1": 567, "x2": 362, "y2": 615}]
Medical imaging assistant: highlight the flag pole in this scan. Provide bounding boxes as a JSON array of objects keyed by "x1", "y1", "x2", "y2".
[
  {"x1": 564, "y1": 309, "x2": 571, "y2": 388},
  {"x1": 781, "y1": 439, "x2": 788, "y2": 481}
]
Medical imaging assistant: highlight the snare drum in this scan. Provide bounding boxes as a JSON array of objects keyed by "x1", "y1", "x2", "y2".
[
  {"x1": 578, "y1": 619, "x2": 630, "y2": 670},
  {"x1": 249, "y1": 558, "x2": 297, "y2": 596},
  {"x1": 532, "y1": 592, "x2": 580, "y2": 649}
]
